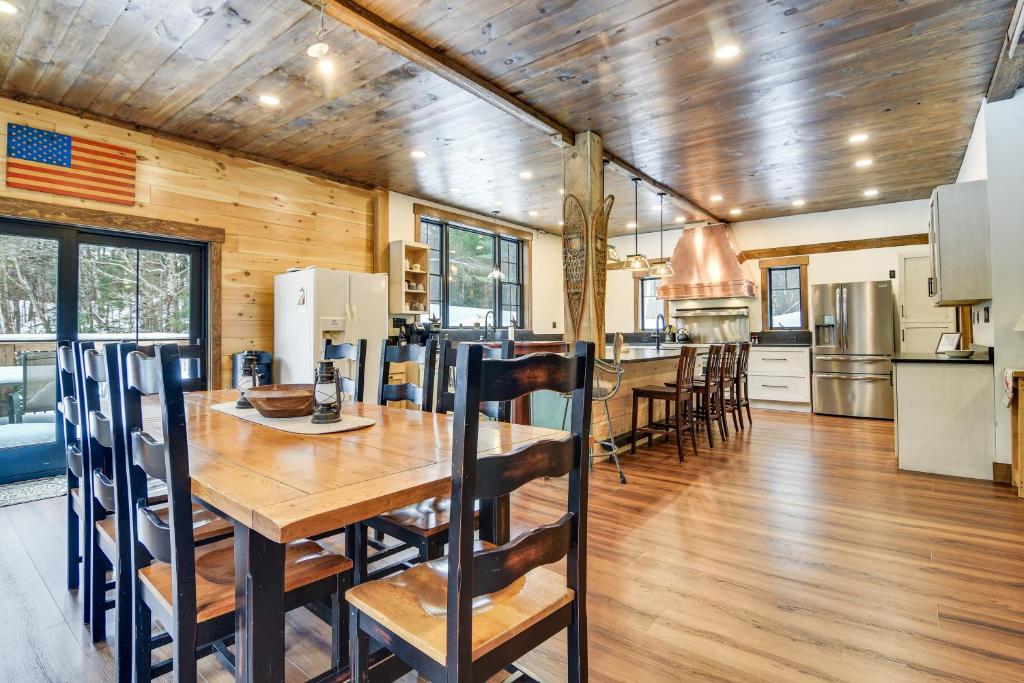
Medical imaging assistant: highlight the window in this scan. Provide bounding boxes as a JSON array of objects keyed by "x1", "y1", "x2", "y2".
[
  {"x1": 761, "y1": 257, "x2": 808, "y2": 330},
  {"x1": 638, "y1": 277, "x2": 664, "y2": 331},
  {"x1": 420, "y1": 217, "x2": 524, "y2": 328}
]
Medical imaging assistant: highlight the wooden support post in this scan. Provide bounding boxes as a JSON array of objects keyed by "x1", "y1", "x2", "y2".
[{"x1": 562, "y1": 131, "x2": 607, "y2": 356}]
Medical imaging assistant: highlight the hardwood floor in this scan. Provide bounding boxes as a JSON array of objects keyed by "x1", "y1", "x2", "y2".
[{"x1": 3, "y1": 409, "x2": 1024, "y2": 682}]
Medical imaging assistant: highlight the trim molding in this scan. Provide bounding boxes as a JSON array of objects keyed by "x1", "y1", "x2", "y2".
[
  {"x1": 412, "y1": 203, "x2": 534, "y2": 241},
  {"x1": 0, "y1": 195, "x2": 225, "y2": 388},
  {"x1": 737, "y1": 234, "x2": 928, "y2": 263}
]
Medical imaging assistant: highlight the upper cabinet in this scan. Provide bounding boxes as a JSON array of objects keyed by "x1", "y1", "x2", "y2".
[{"x1": 928, "y1": 180, "x2": 990, "y2": 306}]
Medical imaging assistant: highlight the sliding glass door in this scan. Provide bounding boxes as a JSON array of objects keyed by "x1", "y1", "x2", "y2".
[{"x1": 0, "y1": 220, "x2": 207, "y2": 484}]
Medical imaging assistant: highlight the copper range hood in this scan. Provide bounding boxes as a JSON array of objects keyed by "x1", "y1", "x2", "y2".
[{"x1": 656, "y1": 223, "x2": 755, "y2": 300}]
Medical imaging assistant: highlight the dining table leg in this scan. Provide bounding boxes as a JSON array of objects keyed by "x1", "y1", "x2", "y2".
[{"x1": 233, "y1": 521, "x2": 286, "y2": 683}]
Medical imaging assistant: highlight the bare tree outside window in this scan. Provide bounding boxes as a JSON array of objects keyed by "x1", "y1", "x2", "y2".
[{"x1": 768, "y1": 266, "x2": 803, "y2": 329}]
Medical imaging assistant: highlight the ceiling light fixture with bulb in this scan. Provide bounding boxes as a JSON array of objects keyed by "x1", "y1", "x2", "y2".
[
  {"x1": 623, "y1": 178, "x2": 651, "y2": 273},
  {"x1": 649, "y1": 192, "x2": 674, "y2": 279},
  {"x1": 307, "y1": 1, "x2": 334, "y2": 75},
  {"x1": 0, "y1": 1, "x2": 18, "y2": 14}
]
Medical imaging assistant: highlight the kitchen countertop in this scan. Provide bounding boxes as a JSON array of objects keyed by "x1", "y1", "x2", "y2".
[
  {"x1": 606, "y1": 345, "x2": 707, "y2": 364},
  {"x1": 892, "y1": 350, "x2": 992, "y2": 365}
]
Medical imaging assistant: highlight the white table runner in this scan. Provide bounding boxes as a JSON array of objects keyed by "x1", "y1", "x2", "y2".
[{"x1": 210, "y1": 402, "x2": 375, "y2": 434}]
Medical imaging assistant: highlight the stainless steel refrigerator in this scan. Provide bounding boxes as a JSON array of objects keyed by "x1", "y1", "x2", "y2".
[{"x1": 811, "y1": 281, "x2": 895, "y2": 419}]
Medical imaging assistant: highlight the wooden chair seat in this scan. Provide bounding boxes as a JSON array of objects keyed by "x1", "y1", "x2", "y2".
[
  {"x1": 346, "y1": 543, "x2": 573, "y2": 665},
  {"x1": 379, "y1": 497, "x2": 481, "y2": 536},
  {"x1": 139, "y1": 537, "x2": 351, "y2": 623},
  {"x1": 95, "y1": 503, "x2": 231, "y2": 547}
]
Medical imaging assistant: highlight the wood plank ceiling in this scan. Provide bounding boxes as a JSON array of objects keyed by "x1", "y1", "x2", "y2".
[{"x1": 0, "y1": 0, "x2": 1015, "y2": 236}]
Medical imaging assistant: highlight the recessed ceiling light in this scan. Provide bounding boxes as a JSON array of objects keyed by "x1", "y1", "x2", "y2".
[
  {"x1": 729, "y1": 208, "x2": 742, "y2": 216},
  {"x1": 863, "y1": 188, "x2": 879, "y2": 198},
  {"x1": 650, "y1": 206, "x2": 662, "y2": 212},
  {"x1": 558, "y1": 220, "x2": 565, "y2": 226},
  {"x1": 675, "y1": 215, "x2": 686, "y2": 223},
  {"x1": 493, "y1": 200, "x2": 504, "y2": 207},
  {"x1": 258, "y1": 94, "x2": 280, "y2": 106},
  {"x1": 714, "y1": 44, "x2": 741, "y2": 61},
  {"x1": 410, "y1": 150, "x2": 427, "y2": 159},
  {"x1": 0, "y1": 1, "x2": 18, "y2": 13},
  {"x1": 710, "y1": 194, "x2": 723, "y2": 203},
  {"x1": 448, "y1": 187, "x2": 463, "y2": 194},
  {"x1": 855, "y1": 158, "x2": 873, "y2": 168},
  {"x1": 792, "y1": 199, "x2": 806, "y2": 207},
  {"x1": 849, "y1": 133, "x2": 869, "y2": 144},
  {"x1": 626, "y1": 222, "x2": 637, "y2": 229},
  {"x1": 519, "y1": 171, "x2": 533, "y2": 180},
  {"x1": 529, "y1": 210, "x2": 539, "y2": 217},
  {"x1": 317, "y1": 58, "x2": 334, "y2": 75},
  {"x1": 558, "y1": 188, "x2": 564, "y2": 195}
]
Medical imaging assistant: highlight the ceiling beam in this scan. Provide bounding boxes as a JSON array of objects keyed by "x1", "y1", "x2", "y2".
[
  {"x1": 311, "y1": 0, "x2": 716, "y2": 222},
  {"x1": 987, "y1": 0, "x2": 1024, "y2": 101},
  {"x1": 603, "y1": 157, "x2": 716, "y2": 223},
  {"x1": 309, "y1": 0, "x2": 574, "y2": 144}
]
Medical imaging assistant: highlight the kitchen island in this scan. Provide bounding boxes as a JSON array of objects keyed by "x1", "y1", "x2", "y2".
[{"x1": 893, "y1": 350, "x2": 995, "y2": 479}]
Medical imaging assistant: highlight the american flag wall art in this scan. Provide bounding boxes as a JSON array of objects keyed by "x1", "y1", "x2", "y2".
[{"x1": 5, "y1": 123, "x2": 137, "y2": 206}]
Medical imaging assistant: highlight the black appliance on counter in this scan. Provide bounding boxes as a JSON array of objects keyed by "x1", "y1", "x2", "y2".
[{"x1": 392, "y1": 317, "x2": 440, "y2": 346}]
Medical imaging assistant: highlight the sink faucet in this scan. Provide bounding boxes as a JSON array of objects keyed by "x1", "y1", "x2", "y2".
[
  {"x1": 480, "y1": 310, "x2": 495, "y2": 341},
  {"x1": 654, "y1": 313, "x2": 665, "y2": 352}
]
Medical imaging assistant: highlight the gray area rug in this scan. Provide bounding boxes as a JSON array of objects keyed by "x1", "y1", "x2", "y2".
[{"x1": 0, "y1": 475, "x2": 65, "y2": 508}]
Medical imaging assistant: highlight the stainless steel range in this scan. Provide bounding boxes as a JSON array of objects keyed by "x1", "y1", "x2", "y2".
[{"x1": 811, "y1": 281, "x2": 895, "y2": 419}]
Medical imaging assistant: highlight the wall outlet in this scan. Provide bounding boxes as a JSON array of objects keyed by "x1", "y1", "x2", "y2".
[
  {"x1": 552, "y1": 321, "x2": 556, "y2": 329},
  {"x1": 889, "y1": 270, "x2": 896, "y2": 279},
  {"x1": 984, "y1": 306, "x2": 990, "y2": 323}
]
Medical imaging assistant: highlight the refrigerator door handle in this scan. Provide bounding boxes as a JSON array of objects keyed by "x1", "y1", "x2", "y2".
[{"x1": 835, "y1": 286, "x2": 844, "y2": 353}]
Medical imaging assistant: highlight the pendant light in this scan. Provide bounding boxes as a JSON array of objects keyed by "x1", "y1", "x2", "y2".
[
  {"x1": 623, "y1": 177, "x2": 651, "y2": 273},
  {"x1": 649, "y1": 192, "x2": 675, "y2": 278}
]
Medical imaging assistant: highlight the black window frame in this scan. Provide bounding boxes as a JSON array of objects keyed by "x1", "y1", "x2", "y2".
[
  {"x1": 766, "y1": 264, "x2": 804, "y2": 330},
  {"x1": 420, "y1": 217, "x2": 525, "y2": 328},
  {"x1": 638, "y1": 277, "x2": 664, "y2": 332}
]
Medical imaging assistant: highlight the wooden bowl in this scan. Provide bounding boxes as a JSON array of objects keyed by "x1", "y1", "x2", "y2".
[{"x1": 244, "y1": 384, "x2": 314, "y2": 418}]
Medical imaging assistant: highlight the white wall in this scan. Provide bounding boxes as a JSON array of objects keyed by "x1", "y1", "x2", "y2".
[
  {"x1": 983, "y1": 92, "x2": 1024, "y2": 464},
  {"x1": 957, "y1": 102, "x2": 988, "y2": 183},
  {"x1": 604, "y1": 201, "x2": 930, "y2": 333},
  {"x1": 387, "y1": 191, "x2": 565, "y2": 333}
]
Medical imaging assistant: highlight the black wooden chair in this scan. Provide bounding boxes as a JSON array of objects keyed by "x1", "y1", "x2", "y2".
[
  {"x1": 323, "y1": 338, "x2": 367, "y2": 402},
  {"x1": 123, "y1": 343, "x2": 354, "y2": 682},
  {"x1": 84, "y1": 343, "x2": 233, "y2": 679},
  {"x1": 362, "y1": 340, "x2": 512, "y2": 581},
  {"x1": 137, "y1": 339, "x2": 206, "y2": 392},
  {"x1": 377, "y1": 338, "x2": 437, "y2": 411},
  {"x1": 57, "y1": 342, "x2": 85, "y2": 595},
  {"x1": 630, "y1": 346, "x2": 699, "y2": 461},
  {"x1": 435, "y1": 338, "x2": 515, "y2": 418},
  {"x1": 347, "y1": 341, "x2": 596, "y2": 682}
]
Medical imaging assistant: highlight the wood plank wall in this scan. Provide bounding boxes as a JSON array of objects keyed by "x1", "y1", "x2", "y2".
[{"x1": 0, "y1": 98, "x2": 376, "y2": 388}]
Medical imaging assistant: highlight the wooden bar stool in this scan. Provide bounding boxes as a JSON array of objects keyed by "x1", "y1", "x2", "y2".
[
  {"x1": 693, "y1": 344, "x2": 727, "y2": 447},
  {"x1": 323, "y1": 338, "x2": 367, "y2": 402},
  {"x1": 736, "y1": 341, "x2": 752, "y2": 427},
  {"x1": 346, "y1": 341, "x2": 595, "y2": 682},
  {"x1": 721, "y1": 342, "x2": 740, "y2": 434},
  {"x1": 123, "y1": 343, "x2": 353, "y2": 682},
  {"x1": 629, "y1": 346, "x2": 700, "y2": 461}
]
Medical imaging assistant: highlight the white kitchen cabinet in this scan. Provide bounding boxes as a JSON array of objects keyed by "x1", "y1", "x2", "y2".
[
  {"x1": 899, "y1": 323, "x2": 956, "y2": 353},
  {"x1": 928, "y1": 180, "x2": 990, "y2": 306},
  {"x1": 899, "y1": 254, "x2": 956, "y2": 323},
  {"x1": 748, "y1": 346, "x2": 810, "y2": 412},
  {"x1": 894, "y1": 360, "x2": 994, "y2": 479}
]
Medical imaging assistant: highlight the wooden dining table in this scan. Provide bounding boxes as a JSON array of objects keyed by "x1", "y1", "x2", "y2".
[{"x1": 147, "y1": 389, "x2": 565, "y2": 683}]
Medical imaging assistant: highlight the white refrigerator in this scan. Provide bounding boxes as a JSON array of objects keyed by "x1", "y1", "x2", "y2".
[{"x1": 273, "y1": 268, "x2": 389, "y2": 401}]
